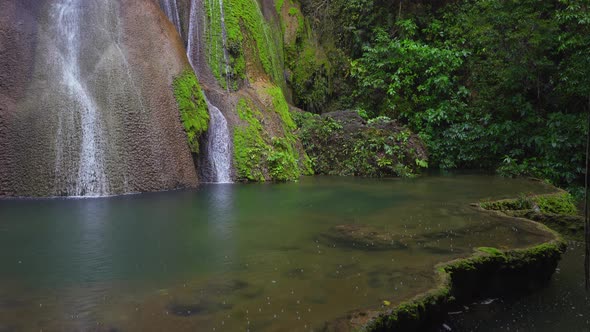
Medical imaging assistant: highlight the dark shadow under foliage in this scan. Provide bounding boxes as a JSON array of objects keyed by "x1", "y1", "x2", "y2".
[{"x1": 292, "y1": 0, "x2": 588, "y2": 192}]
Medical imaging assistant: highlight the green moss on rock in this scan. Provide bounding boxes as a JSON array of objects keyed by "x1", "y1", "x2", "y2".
[
  {"x1": 296, "y1": 111, "x2": 428, "y2": 177},
  {"x1": 205, "y1": 0, "x2": 284, "y2": 87},
  {"x1": 275, "y1": 0, "x2": 286, "y2": 13},
  {"x1": 232, "y1": 96, "x2": 304, "y2": 182},
  {"x1": 267, "y1": 86, "x2": 296, "y2": 131},
  {"x1": 477, "y1": 247, "x2": 505, "y2": 256},
  {"x1": 364, "y1": 237, "x2": 566, "y2": 331},
  {"x1": 289, "y1": 42, "x2": 330, "y2": 112},
  {"x1": 268, "y1": 137, "x2": 300, "y2": 181},
  {"x1": 279, "y1": 0, "x2": 331, "y2": 113},
  {"x1": 534, "y1": 192, "x2": 578, "y2": 215},
  {"x1": 480, "y1": 191, "x2": 583, "y2": 241},
  {"x1": 481, "y1": 192, "x2": 578, "y2": 216},
  {"x1": 233, "y1": 99, "x2": 269, "y2": 181},
  {"x1": 338, "y1": 192, "x2": 569, "y2": 331},
  {"x1": 204, "y1": 0, "x2": 228, "y2": 88},
  {"x1": 173, "y1": 69, "x2": 209, "y2": 154}
]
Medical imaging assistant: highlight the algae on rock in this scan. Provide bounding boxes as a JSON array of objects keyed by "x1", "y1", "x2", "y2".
[
  {"x1": 480, "y1": 191, "x2": 584, "y2": 241},
  {"x1": 481, "y1": 192, "x2": 579, "y2": 216},
  {"x1": 296, "y1": 110, "x2": 428, "y2": 177},
  {"x1": 173, "y1": 69, "x2": 210, "y2": 154},
  {"x1": 233, "y1": 92, "x2": 308, "y2": 182},
  {"x1": 204, "y1": 0, "x2": 284, "y2": 89},
  {"x1": 277, "y1": 0, "x2": 332, "y2": 113}
]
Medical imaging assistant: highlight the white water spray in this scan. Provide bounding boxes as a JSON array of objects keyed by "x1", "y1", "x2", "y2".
[
  {"x1": 204, "y1": 96, "x2": 232, "y2": 183},
  {"x1": 218, "y1": 0, "x2": 232, "y2": 90},
  {"x1": 160, "y1": 0, "x2": 182, "y2": 36},
  {"x1": 54, "y1": 0, "x2": 108, "y2": 196},
  {"x1": 165, "y1": 0, "x2": 233, "y2": 183}
]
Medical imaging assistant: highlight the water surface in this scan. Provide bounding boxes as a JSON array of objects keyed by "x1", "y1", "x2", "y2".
[
  {"x1": 442, "y1": 241, "x2": 590, "y2": 331},
  {"x1": 0, "y1": 175, "x2": 556, "y2": 331}
]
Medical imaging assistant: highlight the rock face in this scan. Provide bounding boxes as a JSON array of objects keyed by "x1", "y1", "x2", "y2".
[{"x1": 0, "y1": 0, "x2": 198, "y2": 196}]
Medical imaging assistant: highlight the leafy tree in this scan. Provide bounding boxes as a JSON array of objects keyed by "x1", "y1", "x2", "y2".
[{"x1": 350, "y1": 24, "x2": 470, "y2": 166}]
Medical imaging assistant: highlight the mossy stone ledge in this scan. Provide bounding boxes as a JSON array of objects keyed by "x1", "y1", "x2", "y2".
[
  {"x1": 480, "y1": 191, "x2": 584, "y2": 241},
  {"x1": 324, "y1": 195, "x2": 568, "y2": 332}
]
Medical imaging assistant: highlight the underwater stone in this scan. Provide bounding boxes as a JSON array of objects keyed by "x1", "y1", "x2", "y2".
[
  {"x1": 167, "y1": 303, "x2": 208, "y2": 317},
  {"x1": 318, "y1": 224, "x2": 408, "y2": 251}
]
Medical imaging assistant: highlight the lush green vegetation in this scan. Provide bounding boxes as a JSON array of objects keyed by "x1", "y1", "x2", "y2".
[
  {"x1": 293, "y1": 0, "x2": 588, "y2": 192},
  {"x1": 295, "y1": 111, "x2": 428, "y2": 177},
  {"x1": 481, "y1": 192, "x2": 578, "y2": 216},
  {"x1": 172, "y1": 69, "x2": 209, "y2": 154},
  {"x1": 233, "y1": 99, "x2": 268, "y2": 181},
  {"x1": 277, "y1": 0, "x2": 331, "y2": 113},
  {"x1": 205, "y1": 0, "x2": 284, "y2": 89},
  {"x1": 233, "y1": 97, "x2": 304, "y2": 182}
]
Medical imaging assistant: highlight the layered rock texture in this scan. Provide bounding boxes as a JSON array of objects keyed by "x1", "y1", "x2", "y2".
[{"x1": 0, "y1": 0, "x2": 199, "y2": 196}]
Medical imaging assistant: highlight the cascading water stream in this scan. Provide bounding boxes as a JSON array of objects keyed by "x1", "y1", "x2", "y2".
[
  {"x1": 54, "y1": 0, "x2": 108, "y2": 196},
  {"x1": 218, "y1": 0, "x2": 232, "y2": 90},
  {"x1": 162, "y1": 0, "x2": 233, "y2": 183},
  {"x1": 160, "y1": 0, "x2": 182, "y2": 36},
  {"x1": 203, "y1": 97, "x2": 232, "y2": 183}
]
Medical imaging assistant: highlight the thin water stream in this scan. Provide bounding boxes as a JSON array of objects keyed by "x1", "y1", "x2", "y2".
[
  {"x1": 164, "y1": 0, "x2": 233, "y2": 183},
  {"x1": 0, "y1": 175, "x2": 559, "y2": 331},
  {"x1": 54, "y1": 0, "x2": 108, "y2": 196},
  {"x1": 160, "y1": 0, "x2": 182, "y2": 35},
  {"x1": 204, "y1": 96, "x2": 233, "y2": 183}
]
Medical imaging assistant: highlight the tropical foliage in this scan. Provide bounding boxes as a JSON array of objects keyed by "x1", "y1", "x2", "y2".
[{"x1": 294, "y1": 0, "x2": 588, "y2": 192}]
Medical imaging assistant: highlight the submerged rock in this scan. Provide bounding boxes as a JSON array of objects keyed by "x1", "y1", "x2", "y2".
[
  {"x1": 318, "y1": 224, "x2": 408, "y2": 251},
  {"x1": 0, "y1": 325, "x2": 17, "y2": 332},
  {"x1": 167, "y1": 303, "x2": 208, "y2": 317},
  {"x1": 166, "y1": 296, "x2": 234, "y2": 317}
]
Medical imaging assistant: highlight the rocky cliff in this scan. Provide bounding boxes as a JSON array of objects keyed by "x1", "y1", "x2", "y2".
[{"x1": 0, "y1": 0, "x2": 200, "y2": 196}]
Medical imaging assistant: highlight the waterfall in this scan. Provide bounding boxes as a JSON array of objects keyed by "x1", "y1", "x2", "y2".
[
  {"x1": 218, "y1": 0, "x2": 232, "y2": 90},
  {"x1": 204, "y1": 97, "x2": 232, "y2": 183},
  {"x1": 187, "y1": 0, "x2": 199, "y2": 69},
  {"x1": 54, "y1": 0, "x2": 108, "y2": 196},
  {"x1": 161, "y1": 0, "x2": 233, "y2": 183},
  {"x1": 160, "y1": 0, "x2": 182, "y2": 36}
]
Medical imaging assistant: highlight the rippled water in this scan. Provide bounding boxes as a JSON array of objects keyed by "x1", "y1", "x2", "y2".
[{"x1": 0, "y1": 175, "x2": 556, "y2": 331}]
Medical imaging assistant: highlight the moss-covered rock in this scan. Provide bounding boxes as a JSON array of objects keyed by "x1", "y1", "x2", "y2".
[
  {"x1": 480, "y1": 191, "x2": 584, "y2": 240},
  {"x1": 516, "y1": 211, "x2": 585, "y2": 241},
  {"x1": 205, "y1": 0, "x2": 283, "y2": 89},
  {"x1": 323, "y1": 195, "x2": 567, "y2": 332},
  {"x1": 296, "y1": 110, "x2": 428, "y2": 177},
  {"x1": 278, "y1": 0, "x2": 332, "y2": 112},
  {"x1": 481, "y1": 191, "x2": 578, "y2": 216},
  {"x1": 232, "y1": 88, "x2": 310, "y2": 182},
  {"x1": 233, "y1": 98, "x2": 269, "y2": 181},
  {"x1": 533, "y1": 192, "x2": 578, "y2": 215},
  {"x1": 360, "y1": 236, "x2": 566, "y2": 331},
  {"x1": 173, "y1": 69, "x2": 209, "y2": 154}
]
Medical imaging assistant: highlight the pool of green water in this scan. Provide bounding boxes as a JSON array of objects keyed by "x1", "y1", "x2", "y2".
[{"x1": 0, "y1": 175, "x2": 557, "y2": 331}]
